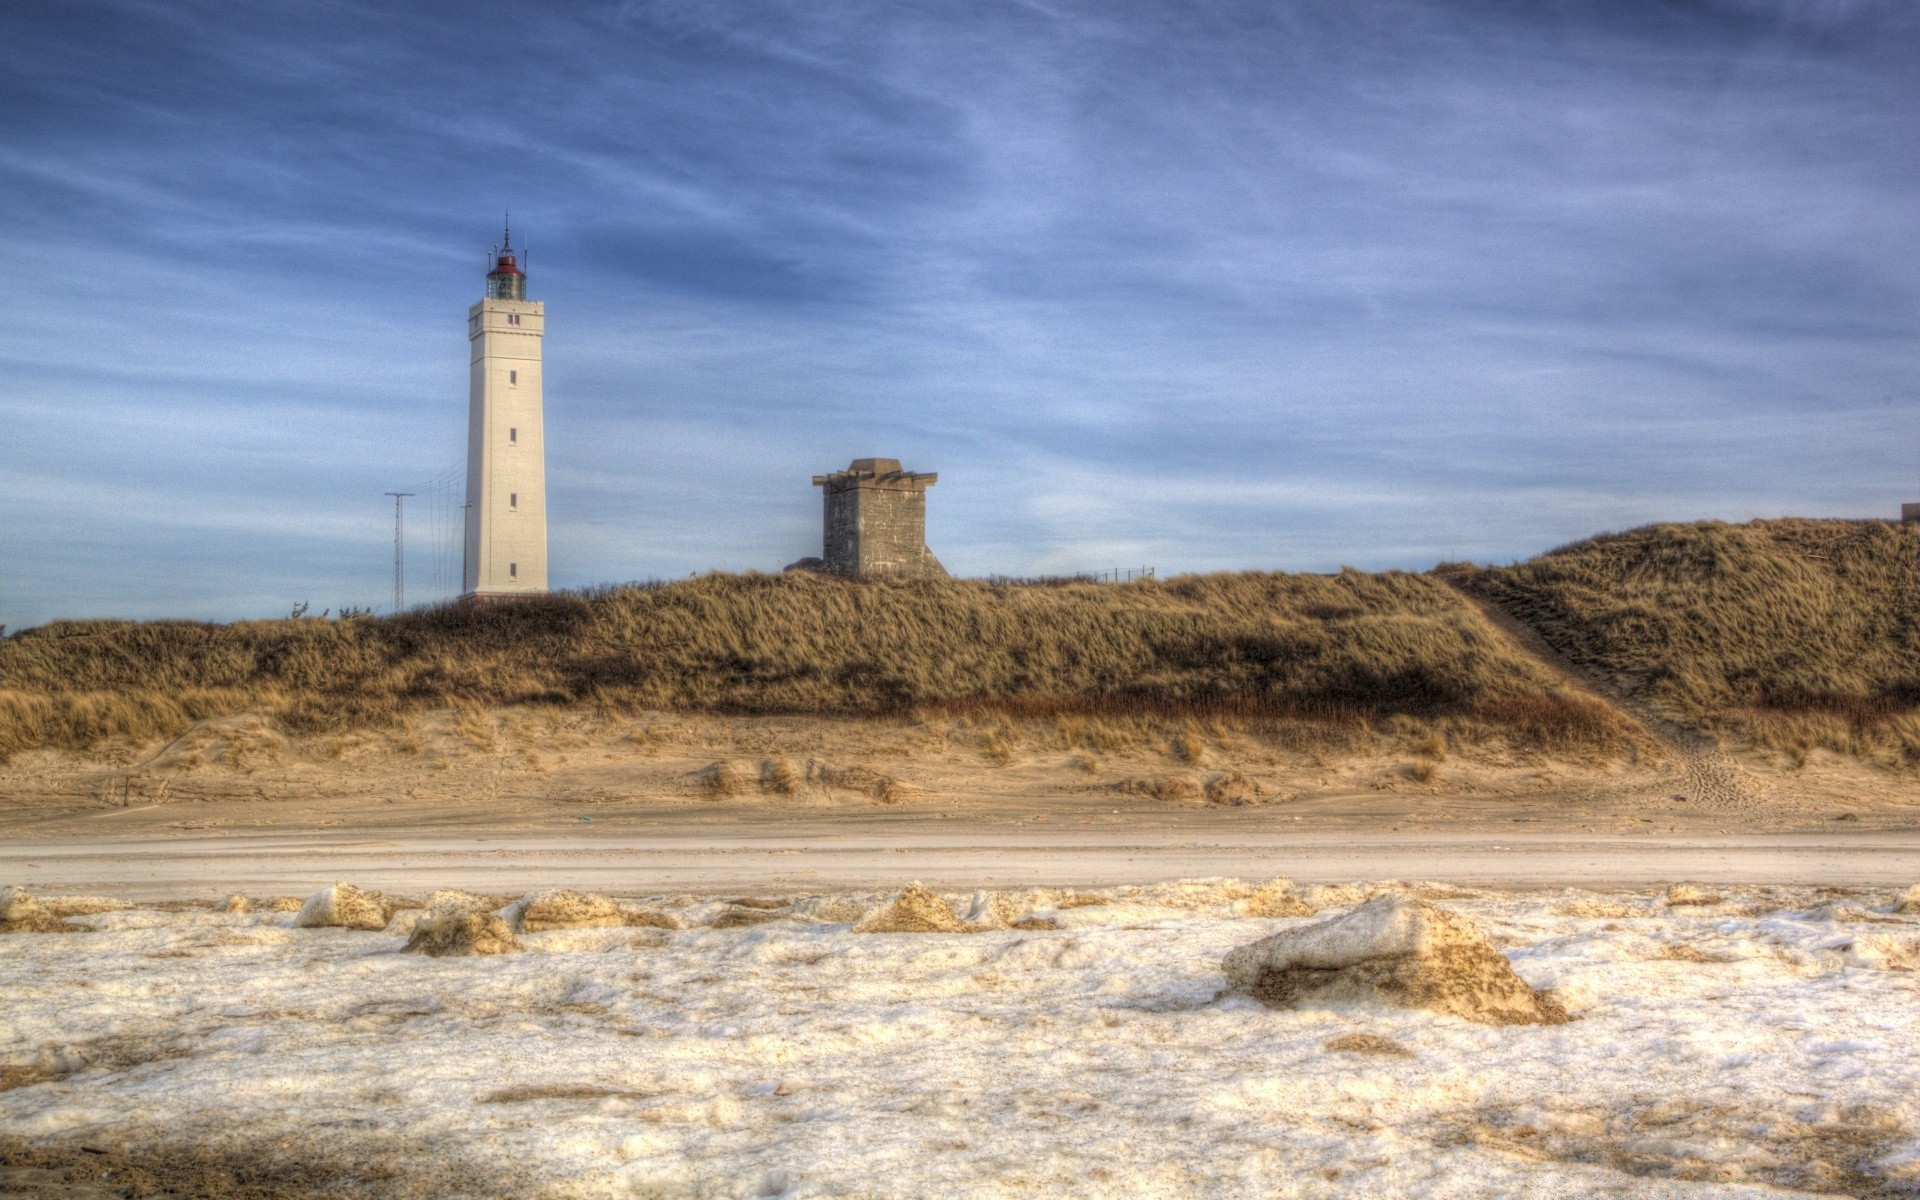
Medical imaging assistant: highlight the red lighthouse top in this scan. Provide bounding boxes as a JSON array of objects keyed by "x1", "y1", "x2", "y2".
[{"x1": 485, "y1": 217, "x2": 527, "y2": 300}]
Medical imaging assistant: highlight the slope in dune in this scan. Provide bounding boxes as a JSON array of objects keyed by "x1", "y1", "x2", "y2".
[{"x1": 1454, "y1": 518, "x2": 1920, "y2": 764}]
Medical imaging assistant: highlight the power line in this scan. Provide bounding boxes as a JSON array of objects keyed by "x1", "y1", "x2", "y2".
[
  {"x1": 384, "y1": 492, "x2": 415, "y2": 613},
  {"x1": 392, "y1": 459, "x2": 464, "y2": 604}
]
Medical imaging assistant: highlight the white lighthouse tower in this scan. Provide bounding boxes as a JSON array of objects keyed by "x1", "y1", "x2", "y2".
[{"x1": 463, "y1": 225, "x2": 548, "y2": 598}]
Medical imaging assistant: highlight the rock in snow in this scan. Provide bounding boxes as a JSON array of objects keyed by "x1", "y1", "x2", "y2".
[
  {"x1": 0, "y1": 887, "x2": 68, "y2": 934},
  {"x1": 709, "y1": 905, "x2": 783, "y2": 929},
  {"x1": 1221, "y1": 895, "x2": 1568, "y2": 1026},
  {"x1": 961, "y1": 889, "x2": 1020, "y2": 929},
  {"x1": 404, "y1": 907, "x2": 522, "y2": 957},
  {"x1": 504, "y1": 889, "x2": 629, "y2": 933},
  {"x1": 1, "y1": 887, "x2": 129, "y2": 932},
  {"x1": 1665, "y1": 883, "x2": 1723, "y2": 907},
  {"x1": 291, "y1": 883, "x2": 390, "y2": 932},
  {"x1": 502, "y1": 888, "x2": 681, "y2": 933},
  {"x1": 853, "y1": 883, "x2": 972, "y2": 933}
]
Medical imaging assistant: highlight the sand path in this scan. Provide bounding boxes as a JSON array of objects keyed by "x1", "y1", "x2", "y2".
[{"x1": 5, "y1": 824, "x2": 1914, "y2": 898}]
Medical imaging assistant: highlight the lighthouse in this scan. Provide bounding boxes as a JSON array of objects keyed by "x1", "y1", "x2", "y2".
[{"x1": 463, "y1": 224, "x2": 548, "y2": 598}]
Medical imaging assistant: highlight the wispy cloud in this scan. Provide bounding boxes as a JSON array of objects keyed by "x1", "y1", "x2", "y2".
[{"x1": 1, "y1": 0, "x2": 1915, "y2": 626}]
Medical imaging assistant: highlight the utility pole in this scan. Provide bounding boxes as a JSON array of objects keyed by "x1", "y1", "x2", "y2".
[{"x1": 385, "y1": 492, "x2": 415, "y2": 614}]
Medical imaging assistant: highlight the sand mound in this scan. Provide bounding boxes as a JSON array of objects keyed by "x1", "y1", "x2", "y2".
[
  {"x1": 291, "y1": 883, "x2": 390, "y2": 931},
  {"x1": 220, "y1": 894, "x2": 251, "y2": 914},
  {"x1": 404, "y1": 907, "x2": 522, "y2": 956},
  {"x1": 0, "y1": 887, "x2": 70, "y2": 934},
  {"x1": 853, "y1": 883, "x2": 971, "y2": 934},
  {"x1": 1665, "y1": 883, "x2": 1723, "y2": 907},
  {"x1": 263, "y1": 896, "x2": 306, "y2": 912},
  {"x1": 1221, "y1": 896, "x2": 1568, "y2": 1026},
  {"x1": 1241, "y1": 878, "x2": 1316, "y2": 918},
  {"x1": 1323, "y1": 1033, "x2": 1414, "y2": 1057},
  {"x1": 1893, "y1": 884, "x2": 1920, "y2": 916}
]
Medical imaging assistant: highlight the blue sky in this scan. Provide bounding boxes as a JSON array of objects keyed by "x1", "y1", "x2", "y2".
[{"x1": 2, "y1": 0, "x2": 1916, "y2": 626}]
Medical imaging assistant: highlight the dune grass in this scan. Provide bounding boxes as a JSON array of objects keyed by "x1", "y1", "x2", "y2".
[
  {"x1": 8, "y1": 521, "x2": 1912, "y2": 768},
  {"x1": 1455, "y1": 518, "x2": 1920, "y2": 765},
  {"x1": 0, "y1": 570, "x2": 1634, "y2": 762}
]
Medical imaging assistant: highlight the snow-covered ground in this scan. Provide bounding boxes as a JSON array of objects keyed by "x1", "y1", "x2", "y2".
[{"x1": 3, "y1": 880, "x2": 1918, "y2": 1199}]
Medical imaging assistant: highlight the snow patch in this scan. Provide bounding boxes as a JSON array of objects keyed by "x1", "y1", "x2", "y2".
[{"x1": 2, "y1": 880, "x2": 1916, "y2": 1198}]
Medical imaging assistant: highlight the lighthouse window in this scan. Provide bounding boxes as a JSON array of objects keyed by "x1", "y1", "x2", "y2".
[
  {"x1": 509, "y1": 427, "x2": 518, "y2": 444},
  {"x1": 509, "y1": 370, "x2": 518, "y2": 385},
  {"x1": 510, "y1": 563, "x2": 518, "y2": 579},
  {"x1": 508, "y1": 313, "x2": 521, "y2": 325},
  {"x1": 510, "y1": 493, "x2": 518, "y2": 510}
]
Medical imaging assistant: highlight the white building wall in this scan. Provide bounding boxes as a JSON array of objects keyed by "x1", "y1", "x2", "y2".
[{"x1": 463, "y1": 298, "x2": 548, "y2": 595}]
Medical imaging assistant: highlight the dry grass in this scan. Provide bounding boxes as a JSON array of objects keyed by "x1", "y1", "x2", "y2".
[
  {"x1": 1115, "y1": 774, "x2": 1202, "y2": 803},
  {"x1": 694, "y1": 760, "x2": 749, "y2": 798},
  {"x1": 0, "y1": 570, "x2": 1643, "y2": 763},
  {"x1": 1453, "y1": 518, "x2": 1920, "y2": 765},
  {"x1": 760, "y1": 756, "x2": 799, "y2": 794},
  {"x1": 1202, "y1": 770, "x2": 1262, "y2": 805},
  {"x1": 809, "y1": 760, "x2": 912, "y2": 802},
  {"x1": 1170, "y1": 730, "x2": 1207, "y2": 766}
]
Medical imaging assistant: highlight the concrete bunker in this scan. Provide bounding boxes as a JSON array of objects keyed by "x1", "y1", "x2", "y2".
[{"x1": 796, "y1": 458, "x2": 948, "y2": 580}]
